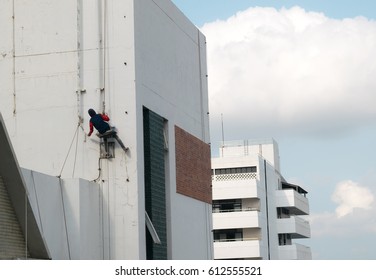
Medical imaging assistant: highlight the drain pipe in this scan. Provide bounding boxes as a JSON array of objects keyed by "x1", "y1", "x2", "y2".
[{"x1": 264, "y1": 159, "x2": 271, "y2": 260}]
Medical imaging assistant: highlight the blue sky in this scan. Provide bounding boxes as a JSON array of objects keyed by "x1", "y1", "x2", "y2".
[
  {"x1": 173, "y1": 0, "x2": 376, "y2": 26},
  {"x1": 172, "y1": 0, "x2": 376, "y2": 259}
]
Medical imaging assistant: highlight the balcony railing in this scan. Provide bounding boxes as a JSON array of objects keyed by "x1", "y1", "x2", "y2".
[
  {"x1": 214, "y1": 239, "x2": 263, "y2": 259},
  {"x1": 212, "y1": 172, "x2": 257, "y2": 181},
  {"x1": 277, "y1": 216, "x2": 311, "y2": 238},
  {"x1": 279, "y1": 243, "x2": 312, "y2": 260},
  {"x1": 212, "y1": 207, "x2": 259, "y2": 213},
  {"x1": 275, "y1": 189, "x2": 309, "y2": 215},
  {"x1": 214, "y1": 237, "x2": 259, "y2": 242},
  {"x1": 212, "y1": 179, "x2": 260, "y2": 200},
  {"x1": 213, "y1": 210, "x2": 261, "y2": 230}
]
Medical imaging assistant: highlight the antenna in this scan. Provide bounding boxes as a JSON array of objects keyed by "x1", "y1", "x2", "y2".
[{"x1": 221, "y1": 113, "x2": 225, "y2": 156}]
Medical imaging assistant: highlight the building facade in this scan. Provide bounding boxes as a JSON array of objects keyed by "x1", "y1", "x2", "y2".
[
  {"x1": 212, "y1": 140, "x2": 311, "y2": 260},
  {"x1": 0, "y1": 0, "x2": 212, "y2": 259}
]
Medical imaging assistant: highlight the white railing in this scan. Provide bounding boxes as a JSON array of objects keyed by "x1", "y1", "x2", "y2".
[
  {"x1": 213, "y1": 239, "x2": 263, "y2": 259},
  {"x1": 219, "y1": 139, "x2": 274, "y2": 147},
  {"x1": 212, "y1": 207, "x2": 259, "y2": 213},
  {"x1": 214, "y1": 237, "x2": 260, "y2": 242},
  {"x1": 275, "y1": 189, "x2": 309, "y2": 215},
  {"x1": 279, "y1": 243, "x2": 312, "y2": 260},
  {"x1": 294, "y1": 216, "x2": 309, "y2": 224},
  {"x1": 277, "y1": 216, "x2": 311, "y2": 238}
]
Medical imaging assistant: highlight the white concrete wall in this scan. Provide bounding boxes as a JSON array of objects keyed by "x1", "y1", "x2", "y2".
[
  {"x1": 21, "y1": 168, "x2": 102, "y2": 259},
  {"x1": 218, "y1": 140, "x2": 281, "y2": 172},
  {"x1": 21, "y1": 169, "x2": 69, "y2": 259},
  {"x1": 213, "y1": 211, "x2": 261, "y2": 230},
  {"x1": 0, "y1": 0, "x2": 79, "y2": 174},
  {"x1": 212, "y1": 155, "x2": 260, "y2": 170},
  {"x1": 212, "y1": 180, "x2": 260, "y2": 200},
  {"x1": 62, "y1": 178, "x2": 103, "y2": 259},
  {"x1": 0, "y1": 0, "x2": 137, "y2": 259},
  {"x1": 259, "y1": 158, "x2": 280, "y2": 259},
  {"x1": 133, "y1": 0, "x2": 212, "y2": 259},
  {"x1": 1, "y1": 0, "x2": 212, "y2": 260},
  {"x1": 214, "y1": 240, "x2": 263, "y2": 259},
  {"x1": 170, "y1": 194, "x2": 213, "y2": 259}
]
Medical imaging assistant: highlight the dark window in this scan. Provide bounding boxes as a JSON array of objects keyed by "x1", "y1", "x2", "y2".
[
  {"x1": 213, "y1": 166, "x2": 256, "y2": 175},
  {"x1": 212, "y1": 199, "x2": 242, "y2": 212},
  {"x1": 213, "y1": 229, "x2": 243, "y2": 242},
  {"x1": 143, "y1": 107, "x2": 167, "y2": 260}
]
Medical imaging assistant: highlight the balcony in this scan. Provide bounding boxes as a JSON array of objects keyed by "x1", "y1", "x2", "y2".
[
  {"x1": 275, "y1": 189, "x2": 309, "y2": 215},
  {"x1": 212, "y1": 179, "x2": 260, "y2": 200},
  {"x1": 279, "y1": 243, "x2": 312, "y2": 260},
  {"x1": 277, "y1": 216, "x2": 311, "y2": 238},
  {"x1": 214, "y1": 239, "x2": 263, "y2": 259},
  {"x1": 213, "y1": 210, "x2": 261, "y2": 230}
]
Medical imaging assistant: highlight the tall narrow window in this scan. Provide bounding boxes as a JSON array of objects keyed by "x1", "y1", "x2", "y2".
[{"x1": 143, "y1": 107, "x2": 167, "y2": 260}]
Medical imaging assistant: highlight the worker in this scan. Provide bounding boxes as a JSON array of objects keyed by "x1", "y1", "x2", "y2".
[
  {"x1": 87, "y1": 108, "x2": 111, "y2": 137},
  {"x1": 87, "y1": 108, "x2": 128, "y2": 155}
]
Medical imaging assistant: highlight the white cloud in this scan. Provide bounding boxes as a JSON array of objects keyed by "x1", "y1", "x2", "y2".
[
  {"x1": 332, "y1": 180, "x2": 374, "y2": 218},
  {"x1": 201, "y1": 6, "x2": 376, "y2": 140},
  {"x1": 309, "y1": 208, "x2": 376, "y2": 238},
  {"x1": 304, "y1": 178, "x2": 376, "y2": 259},
  {"x1": 308, "y1": 180, "x2": 376, "y2": 237}
]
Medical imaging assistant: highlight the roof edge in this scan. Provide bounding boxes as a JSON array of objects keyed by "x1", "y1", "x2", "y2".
[{"x1": 0, "y1": 113, "x2": 50, "y2": 259}]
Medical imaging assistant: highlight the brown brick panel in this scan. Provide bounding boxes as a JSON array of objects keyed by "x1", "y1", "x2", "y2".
[{"x1": 175, "y1": 126, "x2": 212, "y2": 204}]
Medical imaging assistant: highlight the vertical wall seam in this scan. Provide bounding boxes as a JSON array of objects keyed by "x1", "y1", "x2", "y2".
[
  {"x1": 76, "y1": 0, "x2": 85, "y2": 127},
  {"x1": 197, "y1": 31, "x2": 206, "y2": 142},
  {"x1": 264, "y1": 160, "x2": 271, "y2": 260},
  {"x1": 12, "y1": 0, "x2": 16, "y2": 115},
  {"x1": 30, "y1": 171, "x2": 44, "y2": 235},
  {"x1": 58, "y1": 179, "x2": 71, "y2": 259}
]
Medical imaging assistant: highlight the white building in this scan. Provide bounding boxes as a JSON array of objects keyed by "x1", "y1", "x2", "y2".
[
  {"x1": 211, "y1": 139, "x2": 311, "y2": 260},
  {"x1": 0, "y1": 0, "x2": 213, "y2": 260}
]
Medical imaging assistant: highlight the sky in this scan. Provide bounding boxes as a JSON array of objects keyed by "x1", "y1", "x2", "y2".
[{"x1": 171, "y1": 0, "x2": 376, "y2": 260}]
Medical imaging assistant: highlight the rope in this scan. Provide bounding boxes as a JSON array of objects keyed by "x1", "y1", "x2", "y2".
[
  {"x1": 57, "y1": 123, "x2": 80, "y2": 178},
  {"x1": 72, "y1": 125, "x2": 80, "y2": 178}
]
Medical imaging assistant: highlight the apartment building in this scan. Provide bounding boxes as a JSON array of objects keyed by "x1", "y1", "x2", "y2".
[{"x1": 211, "y1": 139, "x2": 311, "y2": 260}]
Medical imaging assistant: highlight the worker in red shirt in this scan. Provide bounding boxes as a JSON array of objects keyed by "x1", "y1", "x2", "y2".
[
  {"x1": 87, "y1": 108, "x2": 111, "y2": 137},
  {"x1": 87, "y1": 108, "x2": 128, "y2": 154}
]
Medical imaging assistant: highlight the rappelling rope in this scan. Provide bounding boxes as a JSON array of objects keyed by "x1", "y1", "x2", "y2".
[
  {"x1": 57, "y1": 122, "x2": 80, "y2": 178},
  {"x1": 72, "y1": 120, "x2": 85, "y2": 178}
]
